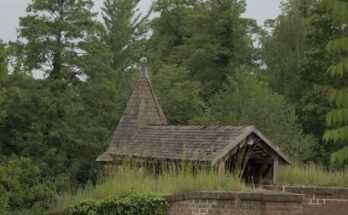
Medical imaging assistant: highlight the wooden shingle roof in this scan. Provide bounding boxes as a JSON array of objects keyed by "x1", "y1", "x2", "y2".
[
  {"x1": 96, "y1": 58, "x2": 291, "y2": 165},
  {"x1": 98, "y1": 125, "x2": 290, "y2": 164}
]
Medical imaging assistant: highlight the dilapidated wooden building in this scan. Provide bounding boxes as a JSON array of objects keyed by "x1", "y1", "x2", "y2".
[{"x1": 97, "y1": 57, "x2": 290, "y2": 184}]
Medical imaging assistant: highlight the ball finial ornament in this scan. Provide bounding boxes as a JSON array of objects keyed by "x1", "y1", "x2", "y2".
[
  {"x1": 139, "y1": 57, "x2": 149, "y2": 79},
  {"x1": 140, "y1": 57, "x2": 148, "y2": 65}
]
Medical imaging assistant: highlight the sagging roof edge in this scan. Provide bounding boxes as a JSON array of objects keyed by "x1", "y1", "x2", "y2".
[{"x1": 211, "y1": 126, "x2": 291, "y2": 166}]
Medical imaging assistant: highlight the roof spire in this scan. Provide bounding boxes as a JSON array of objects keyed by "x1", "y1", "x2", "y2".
[{"x1": 139, "y1": 57, "x2": 149, "y2": 79}]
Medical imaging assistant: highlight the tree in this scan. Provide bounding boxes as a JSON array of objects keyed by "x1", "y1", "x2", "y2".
[
  {"x1": 262, "y1": 0, "x2": 347, "y2": 164},
  {"x1": 323, "y1": 0, "x2": 348, "y2": 164},
  {"x1": 18, "y1": 0, "x2": 99, "y2": 81},
  {"x1": 2, "y1": 0, "x2": 124, "y2": 188},
  {"x1": 207, "y1": 66, "x2": 317, "y2": 162},
  {"x1": 151, "y1": 63, "x2": 205, "y2": 124},
  {"x1": 0, "y1": 41, "x2": 8, "y2": 120},
  {"x1": 296, "y1": 0, "x2": 347, "y2": 164},
  {"x1": 101, "y1": 0, "x2": 148, "y2": 123},
  {"x1": 148, "y1": 0, "x2": 256, "y2": 98},
  {"x1": 262, "y1": 0, "x2": 310, "y2": 102},
  {"x1": 102, "y1": 0, "x2": 146, "y2": 73}
]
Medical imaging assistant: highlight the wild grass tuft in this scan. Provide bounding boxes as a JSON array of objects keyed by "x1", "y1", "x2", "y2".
[
  {"x1": 278, "y1": 164, "x2": 348, "y2": 187},
  {"x1": 54, "y1": 163, "x2": 348, "y2": 211},
  {"x1": 54, "y1": 164, "x2": 246, "y2": 210}
]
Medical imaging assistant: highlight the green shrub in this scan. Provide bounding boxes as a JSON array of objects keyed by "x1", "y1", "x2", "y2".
[
  {"x1": 97, "y1": 194, "x2": 169, "y2": 215},
  {"x1": 65, "y1": 193, "x2": 168, "y2": 215},
  {"x1": 66, "y1": 200, "x2": 99, "y2": 215}
]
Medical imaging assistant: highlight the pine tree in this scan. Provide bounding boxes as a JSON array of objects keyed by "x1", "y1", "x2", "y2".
[
  {"x1": 7, "y1": 0, "x2": 121, "y2": 187},
  {"x1": 102, "y1": 0, "x2": 146, "y2": 73},
  {"x1": 101, "y1": 0, "x2": 148, "y2": 120},
  {"x1": 323, "y1": 0, "x2": 348, "y2": 164},
  {"x1": 18, "y1": 0, "x2": 99, "y2": 81}
]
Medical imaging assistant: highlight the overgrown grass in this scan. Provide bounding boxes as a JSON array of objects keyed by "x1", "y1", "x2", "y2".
[
  {"x1": 279, "y1": 164, "x2": 348, "y2": 187},
  {"x1": 54, "y1": 164, "x2": 247, "y2": 210},
  {"x1": 53, "y1": 163, "x2": 348, "y2": 211}
]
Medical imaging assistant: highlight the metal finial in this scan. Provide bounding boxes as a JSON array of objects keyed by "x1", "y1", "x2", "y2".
[{"x1": 139, "y1": 57, "x2": 148, "y2": 79}]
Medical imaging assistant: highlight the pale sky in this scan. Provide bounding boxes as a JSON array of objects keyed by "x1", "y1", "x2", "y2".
[{"x1": 0, "y1": 0, "x2": 282, "y2": 42}]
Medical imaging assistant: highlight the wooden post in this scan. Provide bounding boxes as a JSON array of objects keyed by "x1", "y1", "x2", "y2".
[
  {"x1": 273, "y1": 158, "x2": 279, "y2": 184},
  {"x1": 218, "y1": 160, "x2": 225, "y2": 177}
]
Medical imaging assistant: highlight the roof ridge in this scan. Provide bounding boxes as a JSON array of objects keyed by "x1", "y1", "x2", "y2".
[{"x1": 147, "y1": 78, "x2": 167, "y2": 124}]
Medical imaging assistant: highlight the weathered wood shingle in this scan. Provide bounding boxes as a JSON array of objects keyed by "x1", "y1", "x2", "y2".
[
  {"x1": 108, "y1": 125, "x2": 249, "y2": 162},
  {"x1": 96, "y1": 76, "x2": 167, "y2": 162},
  {"x1": 99, "y1": 125, "x2": 290, "y2": 164}
]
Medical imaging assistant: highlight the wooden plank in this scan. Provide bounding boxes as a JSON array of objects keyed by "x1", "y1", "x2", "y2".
[
  {"x1": 218, "y1": 160, "x2": 225, "y2": 177},
  {"x1": 273, "y1": 158, "x2": 279, "y2": 184}
]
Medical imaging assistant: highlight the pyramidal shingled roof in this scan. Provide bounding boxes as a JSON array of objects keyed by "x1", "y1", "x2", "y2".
[
  {"x1": 96, "y1": 58, "x2": 291, "y2": 164},
  {"x1": 96, "y1": 57, "x2": 167, "y2": 162}
]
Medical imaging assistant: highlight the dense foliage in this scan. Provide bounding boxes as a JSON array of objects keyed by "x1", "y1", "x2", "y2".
[
  {"x1": 323, "y1": 0, "x2": 348, "y2": 163},
  {"x1": 65, "y1": 193, "x2": 169, "y2": 215},
  {"x1": 262, "y1": 0, "x2": 348, "y2": 164},
  {"x1": 0, "y1": 158, "x2": 55, "y2": 214},
  {"x1": 0, "y1": 41, "x2": 7, "y2": 121},
  {"x1": 205, "y1": 67, "x2": 316, "y2": 161},
  {"x1": 0, "y1": 0, "x2": 347, "y2": 213}
]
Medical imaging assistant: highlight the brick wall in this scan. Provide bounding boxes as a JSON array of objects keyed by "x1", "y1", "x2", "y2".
[
  {"x1": 262, "y1": 186, "x2": 348, "y2": 215},
  {"x1": 50, "y1": 187, "x2": 348, "y2": 215},
  {"x1": 164, "y1": 191, "x2": 304, "y2": 215}
]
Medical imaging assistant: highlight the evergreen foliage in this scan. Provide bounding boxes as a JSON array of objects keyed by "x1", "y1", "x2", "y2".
[
  {"x1": 18, "y1": 0, "x2": 98, "y2": 80},
  {"x1": 151, "y1": 64, "x2": 205, "y2": 124},
  {"x1": 262, "y1": 0, "x2": 348, "y2": 164},
  {"x1": 1, "y1": 0, "x2": 124, "y2": 190},
  {"x1": 102, "y1": 0, "x2": 146, "y2": 73},
  {"x1": 323, "y1": 0, "x2": 348, "y2": 163},
  {"x1": 0, "y1": 41, "x2": 8, "y2": 120},
  {"x1": 148, "y1": 0, "x2": 256, "y2": 98},
  {"x1": 99, "y1": 0, "x2": 148, "y2": 124}
]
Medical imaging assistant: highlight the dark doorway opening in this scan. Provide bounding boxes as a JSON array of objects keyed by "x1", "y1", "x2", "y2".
[{"x1": 225, "y1": 137, "x2": 276, "y2": 185}]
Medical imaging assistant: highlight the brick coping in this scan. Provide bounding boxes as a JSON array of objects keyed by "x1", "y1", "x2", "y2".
[
  {"x1": 164, "y1": 191, "x2": 303, "y2": 203},
  {"x1": 262, "y1": 185, "x2": 348, "y2": 195}
]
